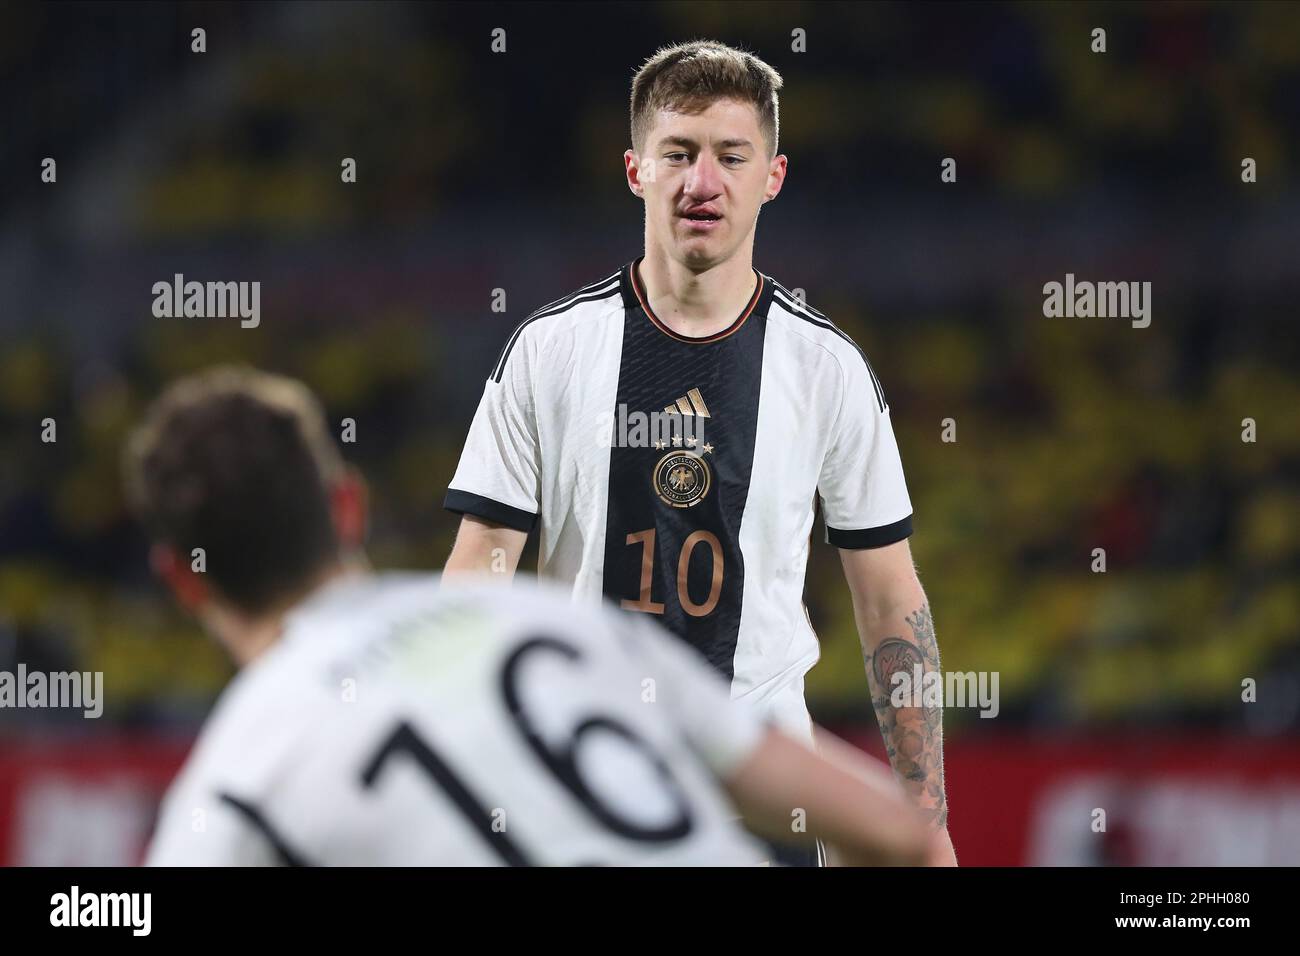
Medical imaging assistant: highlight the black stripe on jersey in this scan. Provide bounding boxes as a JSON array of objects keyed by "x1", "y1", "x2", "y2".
[
  {"x1": 444, "y1": 488, "x2": 537, "y2": 532},
  {"x1": 218, "y1": 792, "x2": 315, "y2": 867},
  {"x1": 489, "y1": 274, "x2": 621, "y2": 383},
  {"x1": 771, "y1": 283, "x2": 885, "y2": 410},
  {"x1": 602, "y1": 259, "x2": 775, "y2": 681},
  {"x1": 771, "y1": 284, "x2": 887, "y2": 413},
  {"x1": 531, "y1": 269, "x2": 621, "y2": 317},
  {"x1": 825, "y1": 512, "x2": 913, "y2": 550},
  {"x1": 774, "y1": 283, "x2": 886, "y2": 411},
  {"x1": 763, "y1": 837, "x2": 825, "y2": 867},
  {"x1": 494, "y1": 270, "x2": 619, "y2": 366}
]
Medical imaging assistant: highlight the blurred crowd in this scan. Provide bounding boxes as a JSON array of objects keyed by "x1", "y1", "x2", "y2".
[{"x1": 1, "y1": 2, "x2": 1297, "y2": 732}]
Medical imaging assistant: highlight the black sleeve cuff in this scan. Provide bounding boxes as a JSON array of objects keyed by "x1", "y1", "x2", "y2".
[
  {"x1": 826, "y1": 513, "x2": 913, "y2": 550},
  {"x1": 444, "y1": 489, "x2": 538, "y2": 533}
]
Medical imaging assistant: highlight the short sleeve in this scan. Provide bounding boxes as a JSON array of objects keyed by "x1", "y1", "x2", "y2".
[
  {"x1": 817, "y1": 350, "x2": 913, "y2": 549},
  {"x1": 613, "y1": 610, "x2": 766, "y2": 778},
  {"x1": 444, "y1": 331, "x2": 542, "y2": 533}
]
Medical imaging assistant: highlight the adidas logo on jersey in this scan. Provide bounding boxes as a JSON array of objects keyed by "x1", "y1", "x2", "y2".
[{"x1": 662, "y1": 387, "x2": 711, "y2": 419}]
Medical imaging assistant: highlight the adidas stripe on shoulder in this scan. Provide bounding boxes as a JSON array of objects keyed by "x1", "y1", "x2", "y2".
[
  {"x1": 769, "y1": 280, "x2": 886, "y2": 412},
  {"x1": 490, "y1": 272, "x2": 621, "y2": 383}
]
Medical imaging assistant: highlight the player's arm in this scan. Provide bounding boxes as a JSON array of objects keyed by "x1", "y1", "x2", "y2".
[
  {"x1": 616, "y1": 609, "x2": 938, "y2": 865},
  {"x1": 443, "y1": 515, "x2": 526, "y2": 579},
  {"x1": 442, "y1": 322, "x2": 541, "y2": 575},
  {"x1": 815, "y1": 338, "x2": 955, "y2": 863},
  {"x1": 840, "y1": 539, "x2": 956, "y2": 865},
  {"x1": 723, "y1": 725, "x2": 941, "y2": 866}
]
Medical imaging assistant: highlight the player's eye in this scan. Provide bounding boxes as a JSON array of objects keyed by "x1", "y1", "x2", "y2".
[
  {"x1": 721, "y1": 156, "x2": 745, "y2": 166},
  {"x1": 664, "y1": 152, "x2": 689, "y2": 163}
]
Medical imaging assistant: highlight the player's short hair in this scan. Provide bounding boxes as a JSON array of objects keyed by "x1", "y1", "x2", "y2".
[
  {"x1": 123, "y1": 365, "x2": 344, "y2": 615},
  {"x1": 630, "y1": 40, "x2": 784, "y2": 159}
]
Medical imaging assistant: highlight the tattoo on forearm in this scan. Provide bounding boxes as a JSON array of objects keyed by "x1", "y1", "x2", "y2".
[{"x1": 863, "y1": 602, "x2": 948, "y2": 829}]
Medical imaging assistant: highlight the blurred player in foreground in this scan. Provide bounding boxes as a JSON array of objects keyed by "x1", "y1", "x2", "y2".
[{"x1": 124, "y1": 366, "x2": 940, "y2": 866}]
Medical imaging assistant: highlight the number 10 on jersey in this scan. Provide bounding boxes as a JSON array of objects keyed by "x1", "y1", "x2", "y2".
[{"x1": 621, "y1": 528, "x2": 723, "y2": 617}]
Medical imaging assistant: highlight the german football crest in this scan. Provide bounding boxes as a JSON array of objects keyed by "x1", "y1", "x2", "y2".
[{"x1": 653, "y1": 451, "x2": 711, "y2": 508}]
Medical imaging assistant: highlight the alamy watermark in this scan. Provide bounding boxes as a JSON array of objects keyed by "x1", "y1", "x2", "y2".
[
  {"x1": 151, "y1": 273, "x2": 260, "y2": 328},
  {"x1": 0, "y1": 665, "x2": 103, "y2": 718},
  {"x1": 1042, "y1": 273, "x2": 1151, "y2": 328},
  {"x1": 890, "y1": 667, "x2": 999, "y2": 718},
  {"x1": 50, "y1": 886, "x2": 150, "y2": 936},
  {"x1": 595, "y1": 404, "x2": 707, "y2": 450}
]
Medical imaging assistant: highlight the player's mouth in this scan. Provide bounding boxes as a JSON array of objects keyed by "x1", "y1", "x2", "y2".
[{"x1": 680, "y1": 210, "x2": 723, "y2": 232}]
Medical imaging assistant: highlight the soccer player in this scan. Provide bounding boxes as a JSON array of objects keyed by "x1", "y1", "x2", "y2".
[
  {"x1": 444, "y1": 40, "x2": 956, "y2": 866},
  {"x1": 125, "y1": 367, "x2": 939, "y2": 866}
]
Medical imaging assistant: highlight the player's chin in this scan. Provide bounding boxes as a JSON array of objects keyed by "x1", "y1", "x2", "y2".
[
  {"x1": 678, "y1": 245, "x2": 725, "y2": 270},
  {"x1": 676, "y1": 228, "x2": 727, "y2": 261}
]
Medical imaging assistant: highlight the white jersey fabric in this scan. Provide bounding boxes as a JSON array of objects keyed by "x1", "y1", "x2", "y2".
[
  {"x1": 446, "y1": 258, "x2": 913, "y2": 742},
  {"x1": 147, "y1": 573, "x2": 768, "y2": 866}
]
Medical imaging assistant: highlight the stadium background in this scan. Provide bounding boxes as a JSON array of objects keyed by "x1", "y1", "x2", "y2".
[{"x1": 1, "y1": 1, "x2": 1297, "y2": 865}]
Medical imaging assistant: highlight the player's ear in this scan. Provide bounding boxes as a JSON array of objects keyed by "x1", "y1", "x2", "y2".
[
  {"x1": 150, "y1": 542, "x2": 210, "y2": 612},
  {"x1": 330, "y1": 467, "x2": 368, "y2": 551},
  {"x1": 763, "y1": 153, "x2": 788, "y2": 204},
  {"x1": 624, "y1": 149, "x2": 646, "y2": 198}
]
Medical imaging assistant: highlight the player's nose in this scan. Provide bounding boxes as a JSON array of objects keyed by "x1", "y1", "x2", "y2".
[{"x1": 683, "y1": 155, "x2": 725, "y2": 197}]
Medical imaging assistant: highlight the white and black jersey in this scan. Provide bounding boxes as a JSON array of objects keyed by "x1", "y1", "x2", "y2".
[
  {"x1": 146, "y1": 573, "x2": 769, "y2": 866},
  {"x1": 446, "y1": 257, "x2": 913, "y2": 743}
]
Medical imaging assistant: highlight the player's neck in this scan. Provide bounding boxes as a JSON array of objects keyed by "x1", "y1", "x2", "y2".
[
  {"x1": 205, "y1": 559, "x2": 363, "y2": 668},
  {"x1": 637, "y1": 248, "x2": 757, "y2": 339}
]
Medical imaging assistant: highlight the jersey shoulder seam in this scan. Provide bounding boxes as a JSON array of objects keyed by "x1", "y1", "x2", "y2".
[
  {"x1": 490, "y1": 270, "x2": 622, "y2": 383},
  {"x1": 767, "y1": 278, "x2": 887, "y2": 412}
]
